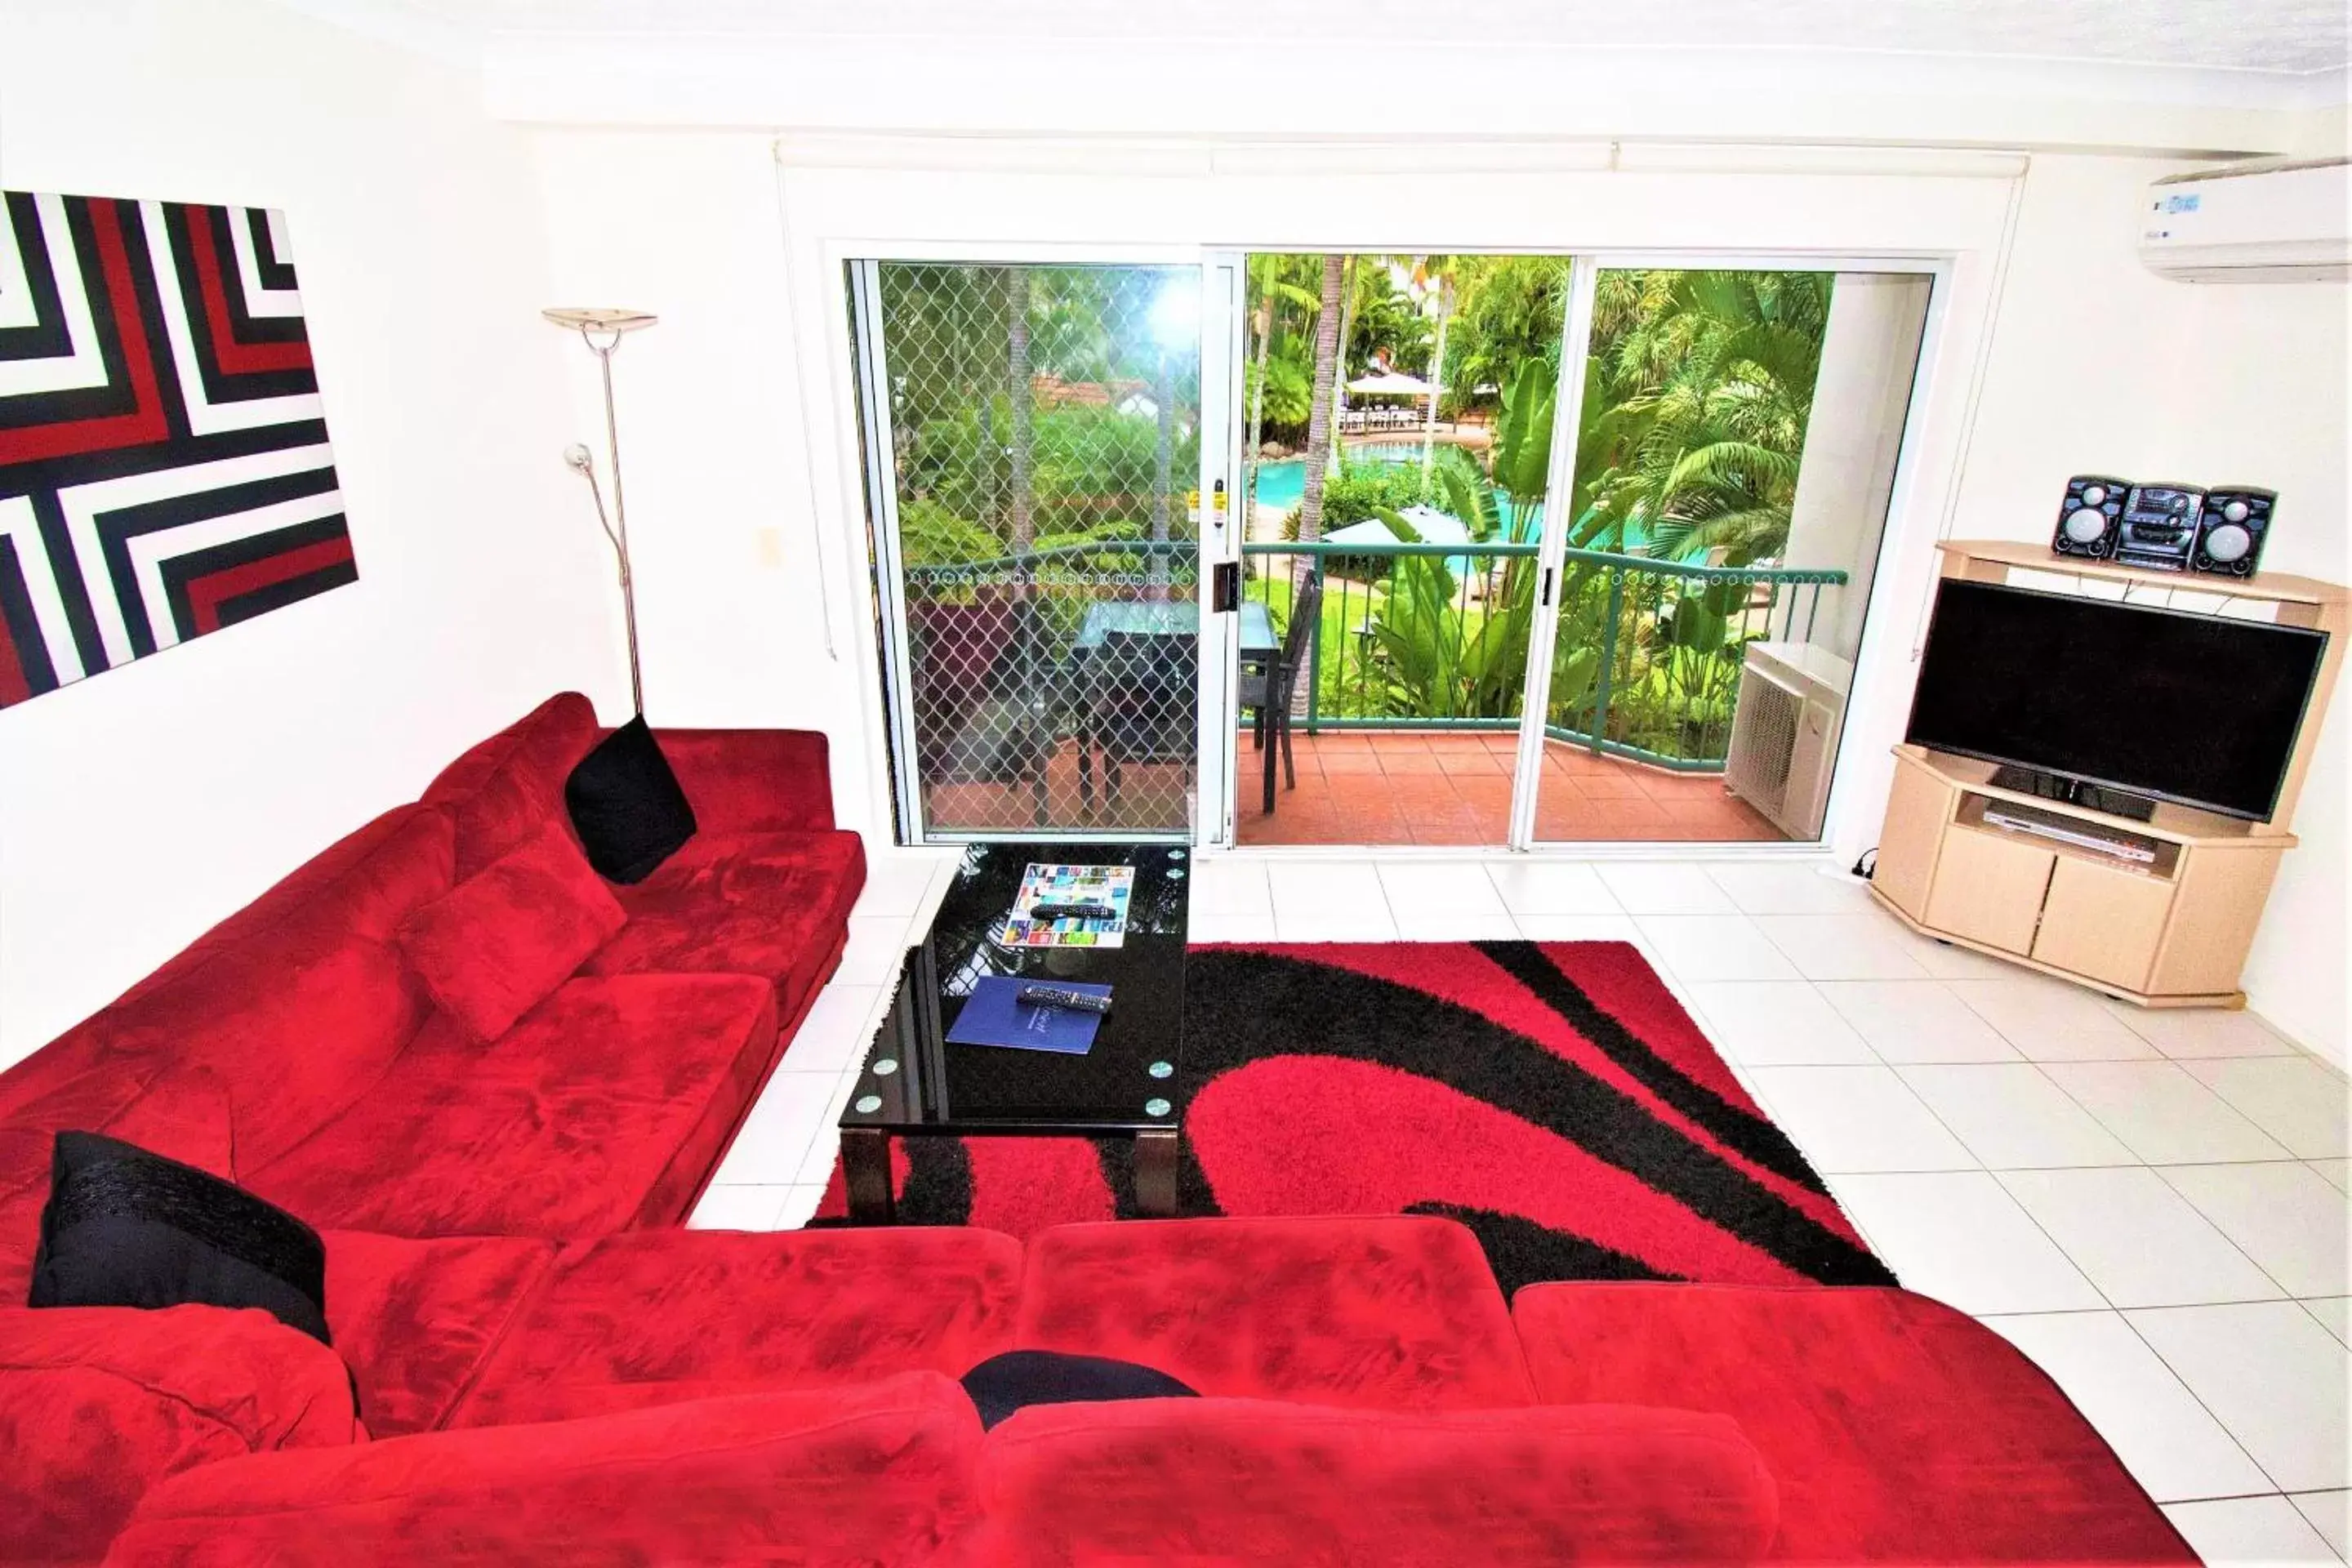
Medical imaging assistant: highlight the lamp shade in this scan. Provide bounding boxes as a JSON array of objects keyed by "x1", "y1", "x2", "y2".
[{"x1": 541, "y1": 307, "x2": 657, "y2": 333}]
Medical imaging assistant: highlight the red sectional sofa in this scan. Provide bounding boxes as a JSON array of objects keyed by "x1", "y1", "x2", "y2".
[{"x1": 0, "y1": 695, "x2": 2198, "y2": 1565}]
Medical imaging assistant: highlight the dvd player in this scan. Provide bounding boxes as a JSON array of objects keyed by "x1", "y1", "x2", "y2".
[{"x1": 1980, "y1": 803, "x2": 2157, "y2": 864}]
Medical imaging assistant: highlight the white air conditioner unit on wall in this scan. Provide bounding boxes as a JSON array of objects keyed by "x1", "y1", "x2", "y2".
[
  {"x1": 2141, "y1": 158, "x2": 2350, "y2": 283},
  {"x1": 1724, "y1": 642, "x2": 1854, "y2": 841}
]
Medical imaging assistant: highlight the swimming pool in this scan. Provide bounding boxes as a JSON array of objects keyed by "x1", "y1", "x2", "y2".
[
  {"x1": 1251, "y1": 452, "x2": 1654, "y2": 552},
  {"x1": 1253, "y1": 448, "x2": 1535, "y2": 541}
]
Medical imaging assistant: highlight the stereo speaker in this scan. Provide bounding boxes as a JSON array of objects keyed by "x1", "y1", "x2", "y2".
[
  {"x1": 2052, "y1": 475, "x2": 2128, "y2": 559},
  {"x1": 2193, "y1": 488, "x2": 2276, "y2": 577}
]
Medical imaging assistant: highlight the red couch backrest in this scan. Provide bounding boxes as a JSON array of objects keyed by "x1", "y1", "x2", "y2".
[
  {"x1": 103, "y1": 1373, "x2": 984, "y2": 1567},
  {"x1": 420, "y1": 693, "x2": 601, "y2": 880},
  {"x1": 0, "y1": 805, "x2": 457, "y2": 1183},
  {"x1": 973, "y1": 1396, "x2": 1781, "y2": 1565}
]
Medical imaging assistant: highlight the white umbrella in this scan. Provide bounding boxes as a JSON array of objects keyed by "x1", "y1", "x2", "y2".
[{"x1": 1345, "y1": 371, "x2": 1437, "y2": 398}]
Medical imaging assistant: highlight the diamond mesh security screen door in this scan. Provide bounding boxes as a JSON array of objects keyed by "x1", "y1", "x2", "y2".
[{"x1": 854, "y1": 262, "x2": 1205, "y2": 840}]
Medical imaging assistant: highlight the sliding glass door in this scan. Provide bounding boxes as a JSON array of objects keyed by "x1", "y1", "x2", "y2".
[
  {"x1": 1219, "y1": 252, "x2": 1935, "y2": 850},
  {"x1": 1522, "y1": 266, "x2": 1932, "y2": 844},
  {"x1": 1230, "y1": 253, "x2": 1571, "y2": 847},
  {"x1": 853, "y1": 261, "x2": 1230, "y2": 842}
]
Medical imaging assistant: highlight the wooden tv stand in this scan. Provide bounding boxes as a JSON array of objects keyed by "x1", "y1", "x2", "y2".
[{"x1": 1871, "y1": 541, "x2": 2345, "y2": 1009}]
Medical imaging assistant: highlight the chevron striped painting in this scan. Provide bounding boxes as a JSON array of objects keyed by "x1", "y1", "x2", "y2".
[{"x1": 0, "y1": 191, "x2": 354, "y2": 708}]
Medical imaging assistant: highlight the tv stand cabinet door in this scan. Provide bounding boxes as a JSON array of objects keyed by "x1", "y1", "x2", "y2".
[
  {"x1": 1924, "y1": 826, "x2": 2055, "y2": 956},
  {"x1": 1875, "y1": 755, "x2": 1953, "y2": 923},
  {"x1": 2032, "y1": 857, "x2": 2171, "y2": 993}
]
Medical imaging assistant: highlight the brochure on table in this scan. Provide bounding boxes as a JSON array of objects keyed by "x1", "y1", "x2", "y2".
[
  {"x1": 997, "y1": 863, "x2": 1134, "y2": 949},
  {"x1": 947, "y1": 977, "x2": 1110, "y2": 1054}
]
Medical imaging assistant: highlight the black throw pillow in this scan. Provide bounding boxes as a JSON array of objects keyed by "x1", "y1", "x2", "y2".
[
  {"x1": 564, "y1": 715, "x2": 697, "y2": 884},
  {"x1": 960, "y1": 1349, "x2": 1198, "y2": 1432},
  {"x1": 29, "y1": 1131, "x2": 331, "y2": 1345}
]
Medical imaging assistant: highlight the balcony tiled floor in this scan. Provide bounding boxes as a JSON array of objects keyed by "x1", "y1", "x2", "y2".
[{"x1": 1235, "y1": 729, "x2": 1788, "y2": 846}]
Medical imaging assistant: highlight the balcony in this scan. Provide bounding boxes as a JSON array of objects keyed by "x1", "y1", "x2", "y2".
[
  {"x1": 893, "y1": 538, "x2": 1844, "y2": 844},
  {"x1": 1236, "y1": 539, "x2": 1847, "y2": 846}
]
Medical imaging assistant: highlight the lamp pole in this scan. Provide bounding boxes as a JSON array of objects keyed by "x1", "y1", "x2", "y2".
[{"x1": 544, "y1": 307, "x2": 657, "y2": 715}]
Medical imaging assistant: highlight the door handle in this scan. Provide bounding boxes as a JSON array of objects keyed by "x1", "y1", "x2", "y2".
[{"x1": 1213, "y1": 561, "x2": 1240, "y2": 613}]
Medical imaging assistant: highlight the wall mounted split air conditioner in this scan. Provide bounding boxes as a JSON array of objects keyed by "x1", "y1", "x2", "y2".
[
  {"x1": 2141, "y1": 158, "x2": 2350, "y2": 283},
  {"x1": 1724, "y1": 641, "x2": 1853, "y2": 841}
]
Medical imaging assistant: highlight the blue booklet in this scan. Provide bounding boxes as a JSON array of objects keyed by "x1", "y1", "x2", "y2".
[{"x1": 946, "y1": 976, "x2": 1108, "y2": 1054}]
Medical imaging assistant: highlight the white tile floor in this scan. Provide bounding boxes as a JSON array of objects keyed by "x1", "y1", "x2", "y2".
[{"x1": 694, "y1": 849, "x2": 2352, "y2": 1561}]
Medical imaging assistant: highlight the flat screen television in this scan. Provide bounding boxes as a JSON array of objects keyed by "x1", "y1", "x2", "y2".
[{"x1": 1906, "y1": 579, "x2": 2328, "y2": 822}]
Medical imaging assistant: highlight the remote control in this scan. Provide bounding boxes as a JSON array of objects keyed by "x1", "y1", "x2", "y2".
[
  {"x1": 1018, "y1": 986, "x2": 1113, "y2": 1015},
  {"x1": 1030, "y1": 902, "x2": 1117, "y2": 921}
]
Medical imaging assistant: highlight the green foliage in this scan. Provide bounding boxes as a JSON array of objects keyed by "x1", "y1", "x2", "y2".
[
  {"x1": 1245, "y1": 353, "x2": 1312, "y2": 431},
  {"x1": 1576, "y1": 270, "x2": 1829, "y2": 565},
  {"x1": 902, "y1": 402, "x2": 1200, "y2": 540},
  {"x1": 896, "y1": 499, "x2": 1004, "y2": 569},
  {"x1": 1442, "y1": 256, "x2": 1570, "y2": 415},
  {"x1": 1428, "y1": 447, "x2": 1499, "y2": 541},
  {"x1": 1280, "y1": 457, "x2": 1428, "y2": 544}
]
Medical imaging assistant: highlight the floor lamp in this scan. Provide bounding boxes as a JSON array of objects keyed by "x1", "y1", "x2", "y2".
[{"x1": 544, "y1": 306, "x2": 657, "y2": 715}]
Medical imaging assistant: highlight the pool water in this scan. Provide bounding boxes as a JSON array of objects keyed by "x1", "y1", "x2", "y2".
[
  {"x1": 1253, "y1": 451, "x2": 1535, "y2": 541},
  {"x1": 1252, "y1": 450, "x2": 1651, "y2": 551}
]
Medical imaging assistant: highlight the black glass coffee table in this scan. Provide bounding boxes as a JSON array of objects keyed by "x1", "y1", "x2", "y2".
[{"x1": 838, "y1": 842, "x2": 1189, "y2": 1224}]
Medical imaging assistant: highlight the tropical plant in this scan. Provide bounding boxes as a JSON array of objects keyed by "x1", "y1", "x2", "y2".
[
  {"x1": 1245, "y1": 254, "x2": 1323, "y2": 459},
  {"x1": 1574, "y1": 270, "x2": 1829, "y2": 565},
  {"x1": 1441, "y1": 256, "x2": 1570, "y2": 416},
  {"x1": 1294, "y1": 254, "x2": 1347, "y2": 553}
]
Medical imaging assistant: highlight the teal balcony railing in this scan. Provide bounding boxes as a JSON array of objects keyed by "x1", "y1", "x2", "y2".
[{"x1": 1241, "y1": 541, "x2": 1848, "y2": 772}]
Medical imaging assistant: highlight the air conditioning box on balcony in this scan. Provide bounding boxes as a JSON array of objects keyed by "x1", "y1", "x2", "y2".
[{"x1": 1724, "y1": 641, "x2": 1853, "y2": 841}]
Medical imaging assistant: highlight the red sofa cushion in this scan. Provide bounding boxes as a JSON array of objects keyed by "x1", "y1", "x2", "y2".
[
  {"x1": 103, "y1": 1373, "x2": 983, "y2": 1568},
  {"x1": 0, "y1": 1305, "x2": 359, "y2": 1568},
  {"x1": 449, "y1": 1227, "x2": 1022, "y2": 1428},
  {"x1": 1016, "y1": 1215, "x2": 1537, "y2": 1410},
  {"x1": 1512, "y1": 1283, "x2": 2198, "y2": 1564},
  {"x1": 246, "y1": 973, "x2": 777, "y2": 1239},
  {"x1": 974, "y1": 1397, "x2": 1780, "y2": 1566},
  {"x1": 649, "y1": 727, "x2": 836, "y2": 835},
  {"x1": 420, "y1": 693, "x2": 601, "y2": 880},
  {"x1": 396, "y1": 819, "x2": 625, "y2": 1041},
  {"x1": 322, "y1": 1232, "x2": 558, "y2": 1438},
  {"x1": 583, "y1": 829, "x2": 866, "y2": 1015}
]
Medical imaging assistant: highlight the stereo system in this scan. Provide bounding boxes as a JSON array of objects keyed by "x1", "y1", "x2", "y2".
[{"x1": 2051, "y1": 476, "x2": 2277, "y2": 577}]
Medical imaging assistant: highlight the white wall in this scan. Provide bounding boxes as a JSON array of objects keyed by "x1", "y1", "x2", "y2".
[{"x1": 0, "y1": 0, "x2": 626, "y2": 1062}]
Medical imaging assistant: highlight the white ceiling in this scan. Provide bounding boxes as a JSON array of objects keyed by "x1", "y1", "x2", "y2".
[{"x1": 375, "y1": 0, "x2": 2348, "y2": 75}]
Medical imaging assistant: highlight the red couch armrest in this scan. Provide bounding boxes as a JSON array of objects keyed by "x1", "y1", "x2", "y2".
[
  {"x1": 103, "y1": 1373, "x2": 982, "y2": 1567},
  {"x1": 0, "y1": 1305, "x2": 361, "y2": 1567},
  {"x1": 651, "y1": 728, "x2": 836, "y2": 835},
  {"x1": 975, "y1": 1397, "x2": 1780, "y2": 1565}
]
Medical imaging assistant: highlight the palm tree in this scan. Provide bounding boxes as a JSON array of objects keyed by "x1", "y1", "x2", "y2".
[
  {"x1": 1004, "y1": 265, "x2": 1034, "y2": 558},
  {"x1": 1575, "y1": 271, "x2": 1829, "y2": 564},
  {"x1": 1294, "y1": 253, "x2": 1348, "y2": 567}
]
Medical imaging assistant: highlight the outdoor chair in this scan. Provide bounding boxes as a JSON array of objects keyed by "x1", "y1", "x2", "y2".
[
  {"x1": 1080, "y1": 629, "x2": 1198, "y2": 819},
  {"x1": 913, "y1": 593, "x2": 1062, "y2": 828},
  {"x1": 1239, "y1": 575, "x2": 1324, "y2": 815}
]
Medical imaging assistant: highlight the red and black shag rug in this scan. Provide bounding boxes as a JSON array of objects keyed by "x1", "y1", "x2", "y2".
[{"x1": 816, "y1": 941, "x2": 1893, "y2": 1295}]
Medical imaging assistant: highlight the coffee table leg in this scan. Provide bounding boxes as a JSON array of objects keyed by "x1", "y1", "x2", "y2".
[
  {"x1": 842, "y1": 1128, "x2": 895, "y2": 1225},
  {"x1": 1134, "y1": 1129, "x2": 1179, "y2": 1218}
]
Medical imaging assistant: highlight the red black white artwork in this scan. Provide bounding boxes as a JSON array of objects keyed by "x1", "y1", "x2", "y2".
[{"x1": 0, "y1": 192, "x2": 353, "y2": 708}]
